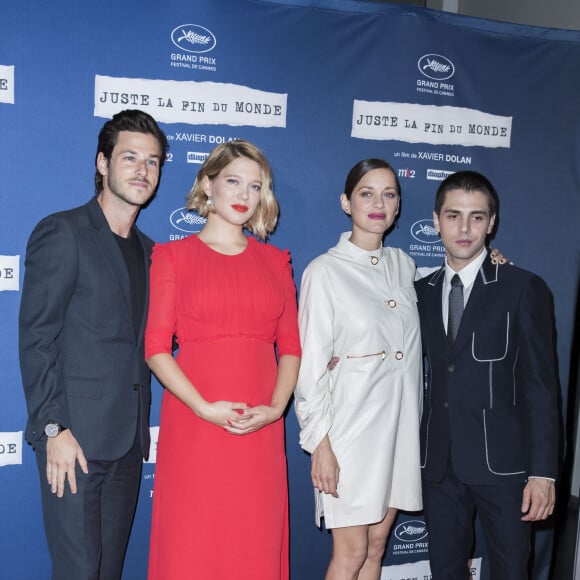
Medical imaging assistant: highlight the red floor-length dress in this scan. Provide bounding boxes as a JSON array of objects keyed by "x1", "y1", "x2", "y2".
[{"x1": 145, "y1": 234, "x2": 300, "y2": 580}]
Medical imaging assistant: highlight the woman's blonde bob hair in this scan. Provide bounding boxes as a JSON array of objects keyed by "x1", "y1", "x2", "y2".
[{"x1": 186, "y1": 139, "x2": 279, "y2": 240}]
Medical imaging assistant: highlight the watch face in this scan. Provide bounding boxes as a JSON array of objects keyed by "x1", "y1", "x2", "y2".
[{"x1": 45, "y1": 423, "x2": 60, "y2": 438}]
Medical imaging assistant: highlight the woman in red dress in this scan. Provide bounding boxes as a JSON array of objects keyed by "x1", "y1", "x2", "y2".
[{"x1": 145, "y1": 140, "x2": 301, "y2": 579}]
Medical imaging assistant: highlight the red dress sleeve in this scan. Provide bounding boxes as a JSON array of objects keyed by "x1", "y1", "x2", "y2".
[
  {"x1": 275, "y1": 249, "x2": 302, "y2": 359},
  {"x1": 145, "y1": 243, "x2": 177, "y2": 359}
]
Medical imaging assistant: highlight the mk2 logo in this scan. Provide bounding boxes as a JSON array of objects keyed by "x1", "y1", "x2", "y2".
[{"x1": 398, "y1": 168, "x2": 416, "y2": 179}]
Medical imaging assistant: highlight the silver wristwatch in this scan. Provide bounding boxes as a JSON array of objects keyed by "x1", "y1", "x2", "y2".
[{"x1": 44, "y1": 422, "x2": 66, "y2": 438}]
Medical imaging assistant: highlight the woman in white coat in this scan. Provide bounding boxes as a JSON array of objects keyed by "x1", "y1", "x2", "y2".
[{"x1": 294, "y1": 158, "x2": 423, "y2": 580}]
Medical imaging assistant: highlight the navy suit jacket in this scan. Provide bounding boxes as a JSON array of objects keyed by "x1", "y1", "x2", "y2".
[
  {"x1": 19, "y1": 197, "x2": 153, "y2": 461},
  {"x1": 415, "y1": 255, "x2": 559, "y2": 485}
]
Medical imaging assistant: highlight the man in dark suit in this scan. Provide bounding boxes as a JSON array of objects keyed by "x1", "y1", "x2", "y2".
[
  {"x1": 19, "y1": 109, "x2": 168, "y2": 580},
  {"x1": 415, "y1": 171, "x2": 559, "y2": 580}
]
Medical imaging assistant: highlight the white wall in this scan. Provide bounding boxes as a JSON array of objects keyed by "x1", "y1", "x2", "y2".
[
  {"x1": 459, "y1": 0, "x2": 580, "y2": 31},
  {"x1": 424, "y1": 0, "x2": 580, "y2": 30}
]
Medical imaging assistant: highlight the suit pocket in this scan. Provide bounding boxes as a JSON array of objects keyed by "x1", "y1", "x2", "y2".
[
  {"x1": 483, "y1": 408, "x2": 525, "y2": 476},
  {"x1": 64, "y1": 375, "x2": 103, "y2": 400},
  {"x1": 472, "y1": 312, "x2": 510, "y2": 362}
]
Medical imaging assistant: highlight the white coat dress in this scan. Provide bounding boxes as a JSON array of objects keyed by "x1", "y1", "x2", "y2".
[{"x1": 295, "y1": 232, "x2": 423, "y2": 528}]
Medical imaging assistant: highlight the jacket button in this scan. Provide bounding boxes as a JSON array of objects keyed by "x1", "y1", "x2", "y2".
[
  {"x1": 387, "y1": 299, "x2": 397, "y2": 308},
  {"x1": 448, "y1": 364, "x2": 455, "y2": 372},
  {"x1": 395, "y1": 351, "x2": 404, "y2": 360},
  {"x1": 132, "y1": 384, "x2": 140, "y2": 391}
]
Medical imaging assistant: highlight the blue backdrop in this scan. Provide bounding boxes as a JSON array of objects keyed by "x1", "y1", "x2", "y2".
[{"x1": 1, "y1": 1, "x2": 579, "y2": 578}]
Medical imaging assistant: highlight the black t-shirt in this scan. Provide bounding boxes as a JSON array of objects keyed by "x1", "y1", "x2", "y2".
[{"x1": 114, "y1": 231, "x2": 146, "y2": 334}]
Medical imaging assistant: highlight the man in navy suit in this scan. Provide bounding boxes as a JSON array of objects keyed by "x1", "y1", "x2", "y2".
[
  {"x1": 19, "y1": 110, "x2": 168, "y2": 580},
  {"x1": 415, "y1": 171, "x2": 559, "y2": 580}
]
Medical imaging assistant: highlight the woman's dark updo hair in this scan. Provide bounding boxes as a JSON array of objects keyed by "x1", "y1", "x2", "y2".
[{"x1": 343, "y1": 158, "x2": 401, "y2": 200}]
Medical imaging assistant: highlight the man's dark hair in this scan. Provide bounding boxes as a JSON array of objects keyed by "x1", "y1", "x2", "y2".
[
  {"x1": 94, "y1": 109, "x2": 169, "y2": 194},
  {"x1": 434, "y1": 170, "x2": 499, "y2": 217}
]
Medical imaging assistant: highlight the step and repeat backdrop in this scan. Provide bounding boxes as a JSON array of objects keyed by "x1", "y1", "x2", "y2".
[{"x1": 1, "y1": 1, "x2": 580, "y2": 578}]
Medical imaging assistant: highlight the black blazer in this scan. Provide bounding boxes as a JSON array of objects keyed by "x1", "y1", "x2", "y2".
[
  {"x1": 415, "y1": 255, "x2": 559, "y2": 485},
  {"x1": 19, "y1": 197, "x2": 153, "y2": 461}
]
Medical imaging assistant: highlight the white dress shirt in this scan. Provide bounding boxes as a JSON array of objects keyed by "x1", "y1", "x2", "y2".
[{"x1": 441, "y1": 248, "x2": 488, "y2": 333}]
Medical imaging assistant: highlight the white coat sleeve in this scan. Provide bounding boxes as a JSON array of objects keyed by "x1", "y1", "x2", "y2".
[{"x1": 294, "y1": 261, "x2": 336, "y2": 454}]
